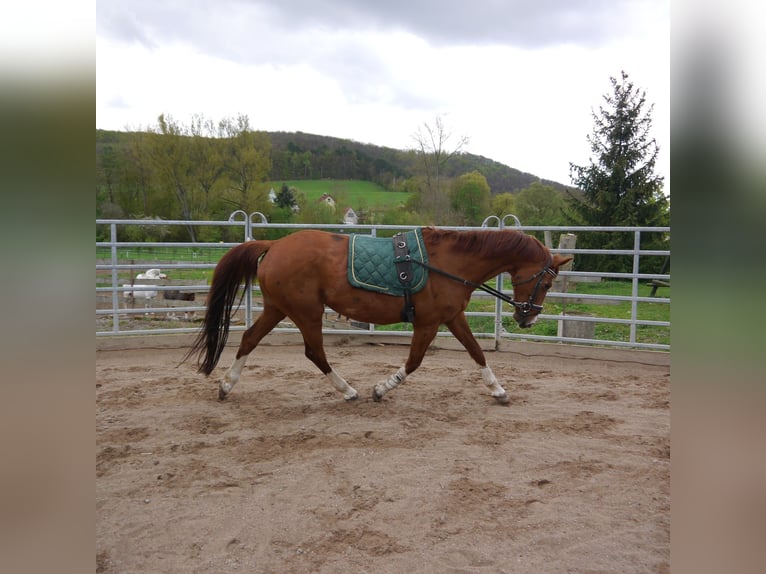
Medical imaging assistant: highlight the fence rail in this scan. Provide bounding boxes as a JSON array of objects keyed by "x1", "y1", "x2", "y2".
[{"x1": 96, "y1": 217, "x2": 670, "y2": 351}]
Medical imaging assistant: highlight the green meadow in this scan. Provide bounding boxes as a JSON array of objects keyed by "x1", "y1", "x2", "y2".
[{"x1": 274, "y1": 179, "x2": 410, "y2": 211}]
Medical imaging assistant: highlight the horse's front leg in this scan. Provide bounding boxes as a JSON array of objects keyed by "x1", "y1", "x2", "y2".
[
  {"x1": 373, "y1": 323, "x2": 439, "y2": 401},
  {"x1": 479, "y1": 364, "x2": 510, "y2": 404},
  {"x1": 446, "y1": 313, "x2": 510, "y2": 404}
]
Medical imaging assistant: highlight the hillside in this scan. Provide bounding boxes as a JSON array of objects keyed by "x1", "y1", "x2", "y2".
[
  {"x1": 96, "y1": 129, "x2": 571, "y2": 196},
  {"x1": 267, "y1": 130, "x2": 570, "y2": 195}
]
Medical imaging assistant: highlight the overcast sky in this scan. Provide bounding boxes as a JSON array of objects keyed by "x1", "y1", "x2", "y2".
[{"x1": 96, "y1": 0, "x2": 669, "y2": 188}]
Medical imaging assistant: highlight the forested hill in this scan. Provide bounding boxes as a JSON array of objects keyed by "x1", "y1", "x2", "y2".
[
  {"x1": 96, "y1": 128, "x2": 570, "y2": 195},
  {"x1": 266, "y1": 131, "x2": 570, "y2": 194}
]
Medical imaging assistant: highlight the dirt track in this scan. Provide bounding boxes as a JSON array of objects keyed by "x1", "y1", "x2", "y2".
[{"x1": 96, "y1": 337, "x2": 669, "y2": 573}]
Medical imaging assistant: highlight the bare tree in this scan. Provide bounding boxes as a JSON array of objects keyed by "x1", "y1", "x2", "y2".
[{"x1": 412, "y1": 115, "x2": 469, "y2": 221}]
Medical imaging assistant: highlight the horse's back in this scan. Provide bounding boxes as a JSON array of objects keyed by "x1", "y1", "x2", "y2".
[
  {"x1": 258, "y1": 230, "x2": 349, "y2": 287},
  {"x1": 269, "y1": 229, "x2": 348, "y2": 260}
]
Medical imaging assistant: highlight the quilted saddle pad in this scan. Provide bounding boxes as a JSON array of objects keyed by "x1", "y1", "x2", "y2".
[{"x1": 347, "y1": 228, "x2": 429, "y2": 295}]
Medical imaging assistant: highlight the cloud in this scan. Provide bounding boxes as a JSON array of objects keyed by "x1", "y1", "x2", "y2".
[
  {"x1": 269, "y1": 0, "x2": 635, "y2": 48},
  {"x1": 96, "y1": 0, "x2": 663, "y2": 107},
  {"x1": 97, "y1": 0, "x2": 646, "y2": 56},
  {"x1": 96, "y1": 0, "x2": 666, "y2": 106},
  {"x1": 96, "y1": 0, "x2": 669, "y2": 185}
]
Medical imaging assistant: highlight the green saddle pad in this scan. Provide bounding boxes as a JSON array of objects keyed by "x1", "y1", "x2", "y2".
[{"x1": 347, "y1": 228, "x2": 429, "y2": 295}]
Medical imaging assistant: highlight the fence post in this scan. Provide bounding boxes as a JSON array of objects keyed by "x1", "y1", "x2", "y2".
[
  {"x1": 630, "y1": 230, "x2": 641, "y2": 344},
  {"x1": 245, "y1": 212, "x2": 268, "y2": 328},
  {"x1": 482, "y1": 214, "x2": 521, "y2": 349},
  {"x1": 227, "y1": 210, "x2": 254, "y2": 327},
  {"x1": 555, "y1": 233, "x2": 588, "y2": 339},
  {"x1": 110, "y1": 222, "x2": 120, "y2": 334}
]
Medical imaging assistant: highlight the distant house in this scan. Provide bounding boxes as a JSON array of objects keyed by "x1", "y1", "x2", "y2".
[
  {"x1": 317, "y1": 194, "x2": 336, "y2": 210},
  {"x1": 343, "y1": 207, "x2": 358, "y2": 225}
]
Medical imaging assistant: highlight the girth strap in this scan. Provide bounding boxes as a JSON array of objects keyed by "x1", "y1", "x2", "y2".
[{"x1": 393, "y1": 232, "x2": 416, "y2": 322}]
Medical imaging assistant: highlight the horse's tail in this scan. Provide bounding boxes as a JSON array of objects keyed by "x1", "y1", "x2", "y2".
[{"x1": 183, "y1": 240, "x2": 273, "y2": 375}]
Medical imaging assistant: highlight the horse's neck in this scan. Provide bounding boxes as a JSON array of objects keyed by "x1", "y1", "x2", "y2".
[
  {"x1": 434, "y1": 231, "x2": 519, "y2": 283},
  {"x1": 471, "y1": 256, "x2": 512, "y2": 284}
]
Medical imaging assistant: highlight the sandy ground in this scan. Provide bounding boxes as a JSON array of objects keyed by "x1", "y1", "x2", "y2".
[{"x1": 96, "y1": 337, "x2": 669, "y2": 573}]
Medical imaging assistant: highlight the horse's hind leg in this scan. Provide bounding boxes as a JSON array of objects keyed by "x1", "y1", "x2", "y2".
[
  {"x1": 295, "y1": 317, "x2": 358, "y2": 401},
  {"x1": 219, "y1": 305, "x2": 286, "y2": 400},
  {"x1": 445, "y1": 313, "x2": 509, "y2": 404}
]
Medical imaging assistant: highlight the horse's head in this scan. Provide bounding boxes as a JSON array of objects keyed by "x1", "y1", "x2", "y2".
[{"x1": 510, "y1": 254, "x2": 572, "y2": 328}]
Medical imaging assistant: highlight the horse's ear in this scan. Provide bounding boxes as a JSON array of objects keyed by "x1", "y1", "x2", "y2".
[{"x1": 553, "y1": 255, "x2": 573, "y2": 268}]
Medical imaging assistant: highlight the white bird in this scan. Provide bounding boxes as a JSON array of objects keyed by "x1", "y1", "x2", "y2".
[{"x1": 136, "y1": 268, "x2": 168, "y2": 280}]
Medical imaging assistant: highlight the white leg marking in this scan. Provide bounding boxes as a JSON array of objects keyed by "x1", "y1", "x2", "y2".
[
  {"x1": 481, "y1": 365, "x2": 510, "y2": 403},
  {"x1": 373, "y1": 365, "x2": 407, "y2": 400},
  {"x1": 220, "y1": 355, "x2": 247, "y2": 398},
  {"x1": 327, "y1": 369, "x2": 358, "y2": 401}
]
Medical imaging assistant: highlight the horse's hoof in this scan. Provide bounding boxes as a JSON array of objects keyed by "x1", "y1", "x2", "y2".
[
  {"x1": 344, "y1": 391, "x2": 359, "y2": 401},
  {"x1": 218, "y1": 389, "x2": 229, "y2": 401},
  {"x1": 372, "y1": 388, "x2": 384, "y2": 402},
  {"x1": 493, "y1": 392, "x2": 510, "y2": 405}
]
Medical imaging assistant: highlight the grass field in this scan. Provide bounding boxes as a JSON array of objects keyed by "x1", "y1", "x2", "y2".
[{"x1": 274, "y1": 179, "x2": 410, "y2": 211}]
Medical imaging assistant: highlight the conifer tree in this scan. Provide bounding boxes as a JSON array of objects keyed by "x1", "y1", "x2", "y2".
[{"x1": 568, "y1": 71, "x2": 669, "y2": 273}]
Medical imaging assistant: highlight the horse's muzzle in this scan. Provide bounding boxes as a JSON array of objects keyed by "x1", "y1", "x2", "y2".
[{"x1": 514, "y1": 313, "x2": 540, "y2": 328}]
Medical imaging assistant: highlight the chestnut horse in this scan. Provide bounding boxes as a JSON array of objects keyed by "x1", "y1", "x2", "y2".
[{"x1": 186, "y1": 227, "x2": 571, "y2": 403}]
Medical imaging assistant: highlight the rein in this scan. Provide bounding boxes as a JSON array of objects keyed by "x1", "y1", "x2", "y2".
[{"x1": 411, "y1": 258, "x2": 557, "y2": 317}]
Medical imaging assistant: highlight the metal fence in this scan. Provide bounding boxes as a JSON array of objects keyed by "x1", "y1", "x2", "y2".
[{"x1": 96, "y1": 215, "x2": 670, "y2": 351}]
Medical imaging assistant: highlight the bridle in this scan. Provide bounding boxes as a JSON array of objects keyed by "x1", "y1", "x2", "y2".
[
  {"x1": 508, "y1": 261, "x2": 558, "y2": 316},
  {"x1": 411, "y1": 258, "x2": 558, "y2": 317}
]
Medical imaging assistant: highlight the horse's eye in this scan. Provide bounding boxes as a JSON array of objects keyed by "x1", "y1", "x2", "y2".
[{"x1": 543, "y1": 284, "x2": 550, "y2": 291}]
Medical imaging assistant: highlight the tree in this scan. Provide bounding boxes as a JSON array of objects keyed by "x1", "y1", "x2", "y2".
[
  {"x1": 412, "y1": 115, "x2": 469, "y2": 222},
  {"x1": 148, "y1": 114, "x2": 199, "y2": 241},
  {"x1": 568, "y1": 71, "x2": 669, "y2": 273},
  {"x1": 121, "y1": 131, "x2": 155, "y2": 216},
  {"x1": 218, "y1": 114, "x2": 272, "y2": 215},
  {"x1": 297, "y1": 199, "x2": 336, "y2": 225},
  {"x1": 491, "y1": 192, "x2": 516, "y2": 219},
  {"x1": 515, "y1": 182, "x2": 566, "y2": 226},
  {"x1": 189, "y1": 114, "x2": 224, "y2": 215},
  {"x1": 450, "y1": 171, "x2": 491, "y2": 226},
  {"x1": 275, "y1": 183, "x2": 296, "y2": 209}
]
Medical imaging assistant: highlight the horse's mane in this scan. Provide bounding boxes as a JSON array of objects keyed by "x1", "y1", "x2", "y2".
[{"x1": 424, "y1": 227, "x2": 546, "y2": 261}]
